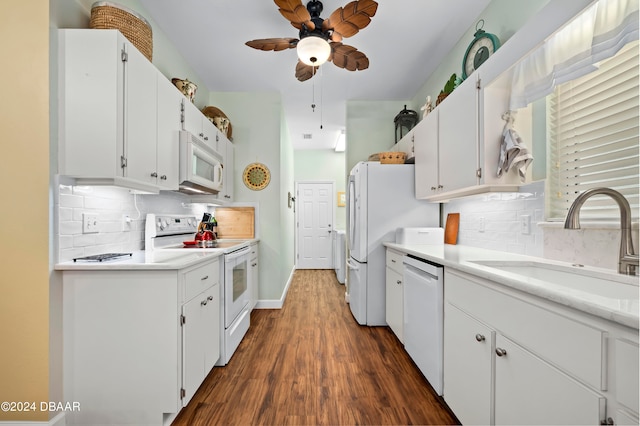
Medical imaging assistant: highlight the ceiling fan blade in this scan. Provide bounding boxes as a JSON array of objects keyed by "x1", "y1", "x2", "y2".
[
  {"x1": 322, "y1": 0, "x2": 378, "y2": 39},
  {"x1": 275, "y1": 0, "x2": 315, "y2": 31},
  {"x1": 330, "y1": 42, "x2": 369, "y2": 71},
  {"x1": 295, "y1": 60, "x2": 318, "y2": 82},
  {"x1": 245, "y1": 38, "x2": 298, "y2": 51}
]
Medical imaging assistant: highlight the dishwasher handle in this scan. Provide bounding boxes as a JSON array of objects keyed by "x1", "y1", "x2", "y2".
[{"x1": 403, "y1": 255, "x2": 443, "y2": 279}]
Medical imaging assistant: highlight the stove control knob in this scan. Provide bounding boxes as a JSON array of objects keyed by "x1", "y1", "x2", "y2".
[
  {"x1": 157, "y1": 219, "x2": 164, "y2": 230},
  {"x1": 162, "y1": 220, "x2": 169, "y2": 229}
]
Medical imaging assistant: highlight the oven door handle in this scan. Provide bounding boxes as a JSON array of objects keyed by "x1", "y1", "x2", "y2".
[{"x1": 225, "y1": 245, "x2": 251, "y2": 260}]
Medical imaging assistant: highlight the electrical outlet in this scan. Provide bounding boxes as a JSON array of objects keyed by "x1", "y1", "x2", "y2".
[
  {"x1": 520, "y1": 214, "x2": 531, "y2": 235},
  {"x1": 122, "y1": 215, "x2": 132, "y2": 232},
  {"x1": 479, "y1": 217, "x2": 485, "y2": 233},
  {"x1": 82, "y1": 213, "x2": 99, "y2": 234}
]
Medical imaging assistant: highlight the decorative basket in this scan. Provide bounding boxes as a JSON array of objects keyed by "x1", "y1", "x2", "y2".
[
  {"x1": 202, "y1": 106, "x2": 233, "y2": 140},
  {"x1": 90, "y1": 1, "x2": 153, "y2": 62},
  {"x1": 379, "y1": 151, "x2": 406, "y2": 164}
]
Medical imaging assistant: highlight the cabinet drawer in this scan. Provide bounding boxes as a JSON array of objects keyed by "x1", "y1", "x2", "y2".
[
  {"x1": 184, "y1": 260, "x2": 219, "y2": 302},
  {"x1": 386, "y1": 249, "x2": 404, "y2": 274},
  {"x1": 446, "y1": 270, "x2": 607, "y2": 390},
  {"x1": 615, "y1": 338, "x2": 639, "y2": 413}
]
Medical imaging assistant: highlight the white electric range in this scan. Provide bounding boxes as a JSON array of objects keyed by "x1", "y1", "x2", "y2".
[{"x1": 145, "y1": 213, "x2": 252, "y2": 366}]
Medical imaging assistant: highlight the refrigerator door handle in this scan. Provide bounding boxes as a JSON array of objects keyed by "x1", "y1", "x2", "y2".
[
  {"x1": 347, "y1": 259, "x2": 360, "y2": 270},
  {"x1": 348, "y1": 175, "x2": 356, "y2": 249}
]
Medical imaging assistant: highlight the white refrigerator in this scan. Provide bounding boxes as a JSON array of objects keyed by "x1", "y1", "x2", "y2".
[{"x1": 347, "y1": 162, "x2": 440, "y2": 326}]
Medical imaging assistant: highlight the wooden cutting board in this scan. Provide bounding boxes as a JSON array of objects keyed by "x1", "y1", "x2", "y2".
[
  {"x1": 215, "y1": 207, "x2": 255, "y2": 239},
  {"x1": 444, "y1": 213, "x2": 460, "y2": 245}
]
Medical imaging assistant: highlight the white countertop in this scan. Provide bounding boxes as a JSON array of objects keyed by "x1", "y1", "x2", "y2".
[
  {"x1": 384, "y1": 243, "x2": 640, "y2": 329},
  {"x1": 55, "y1": 250, "x2": 223, "y2": 271}
]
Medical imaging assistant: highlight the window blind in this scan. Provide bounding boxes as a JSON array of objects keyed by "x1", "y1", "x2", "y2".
[{"x1": 547, "y1": 40, "x2": 639, "y2": 221}]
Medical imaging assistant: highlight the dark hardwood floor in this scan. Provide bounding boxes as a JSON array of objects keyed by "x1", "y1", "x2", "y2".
[{"x1": 173, "y1": 269, "x2": 459, "y2": 425}]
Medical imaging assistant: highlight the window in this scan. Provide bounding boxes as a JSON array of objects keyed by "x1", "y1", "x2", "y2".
[{"x1": 546, "y1": 40, "x2": 639, "y2": 221}]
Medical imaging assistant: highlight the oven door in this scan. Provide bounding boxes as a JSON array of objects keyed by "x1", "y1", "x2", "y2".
[{"x1": 224, "y1": 246, "x2": 251, "y2": 327}]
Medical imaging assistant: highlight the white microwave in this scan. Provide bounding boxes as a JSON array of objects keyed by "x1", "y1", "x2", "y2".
[{"x1": 178, "y1": 131, "x2": 223, "y2": 194}]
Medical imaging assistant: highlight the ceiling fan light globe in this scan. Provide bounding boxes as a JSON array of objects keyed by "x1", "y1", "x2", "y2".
[{"x1": 297, "y1": 36, "x2": 331, "y2": 66}]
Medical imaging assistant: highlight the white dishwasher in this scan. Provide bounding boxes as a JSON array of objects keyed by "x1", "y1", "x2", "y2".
[{"x1": 403, "y1": 255, "x2": 444, "y2": 395}]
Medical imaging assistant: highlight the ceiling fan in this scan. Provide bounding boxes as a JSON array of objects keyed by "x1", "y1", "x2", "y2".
[{"x1": 245, "y1": 0, "x2": 378, "y2": 82}]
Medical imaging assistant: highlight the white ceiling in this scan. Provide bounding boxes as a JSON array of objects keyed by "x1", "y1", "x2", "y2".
[{"x1": 138, "y1": 0, "x2": 491, "y2": 150}]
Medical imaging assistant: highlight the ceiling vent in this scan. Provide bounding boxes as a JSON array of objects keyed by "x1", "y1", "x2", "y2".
[{"x1": 302, "y1": 133, "x2": 313, "y2": 140}]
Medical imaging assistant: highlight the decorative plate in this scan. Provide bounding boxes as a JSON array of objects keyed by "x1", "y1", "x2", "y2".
[{"x1": 243, "y1": 162, "x2": 271, "y2": 191}]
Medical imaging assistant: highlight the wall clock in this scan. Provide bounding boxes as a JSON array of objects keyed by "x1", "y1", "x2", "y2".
[
  {"x1": 243, "y1": 162, "x2": 271, "y2": 191},
  {"x1": 462, "y1": 20, "x2": 500, "y2": 80}
]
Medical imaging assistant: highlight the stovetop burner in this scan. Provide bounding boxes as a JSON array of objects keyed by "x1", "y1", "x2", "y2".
[{"x1": 73, "y1": 253, "x2": 133, "y2": 262}]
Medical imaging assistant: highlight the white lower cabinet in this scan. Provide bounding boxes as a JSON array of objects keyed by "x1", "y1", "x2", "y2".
[
  {"x1": 61, "y1": 257, "x2": 221, "y2": 425},
  {"x1": 494, "y1": 334, "x2": 605, "y2": 425},
  {"x1": 443, "y1": 304, "x2": 493, "y2": 425},
  {"x1": 385, "y1": 248, "x2": 404, "y2": 342},
  {"x1": 249, "y1": 242, "x2": 259, "y2": 309},
  {"x1": 443, "y1": 268, "x2": 638, "y2": 425},
  {"x1": 182, "y1": 282, "x2": 220, "y2": 406}
]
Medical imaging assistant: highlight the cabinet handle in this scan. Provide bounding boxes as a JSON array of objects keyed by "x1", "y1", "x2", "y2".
[
  {"x1": 396, "y1": 280, "x2": 402, "y2": 285},
  {"x1": 216, "y1": 134, "x2": 219, "y2": 142},
  {"x1": 431, "y1": 186, "x2": 437, "y2": 191},
  {"x1": 160, "y1": 175, "x2": 167, "y2": 180},
  {"x1": 601, "y1": 417, "x2": 615, "y2": 425},
  {"x1": 437, "y1": 185, "x2": 444, "y2": 189},
  {"x1": 150, "y1": 172, "x2": 158, "y2": 177},
  {"x1": 475, "y1": 334, "x2": 485, "y2": 342},
  {"x1": 207, "y1": 296, "x2": 213, "y2": 301},
  {"x1": 201, "y1": 275, "x2": 209, "y2": 281},
  {"x1": 201, "y1": 299, "x2": 208, "y2": 306},
  {"x1": 391, "y1": 259, "x2": 396, "y2": 263},
  {"x1": 199, "y1": 132, "x2": 205, "y2": 138},
  {"x1": 225, "y1": 195, "x2": 231, "y2": 199},
  {"x1": 495, "y1": 348, "x2": 507, "y2": 357},
  {"x1": 251, "y1": 262, "x2": 257, "y2": 267}
]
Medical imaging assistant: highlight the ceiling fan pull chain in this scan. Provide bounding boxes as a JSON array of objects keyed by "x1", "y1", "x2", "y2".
[
  {"x1": 319, "y1": 64, "x2": 323, "y2": 129},
  {"x1": 311, "y1": 67, "x2": 316, "y2": 112}
]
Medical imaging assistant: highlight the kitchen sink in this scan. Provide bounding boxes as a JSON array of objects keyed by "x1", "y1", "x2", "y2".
[{"x1": 469, "y1": 260, "x2": 639, "y2": 300}]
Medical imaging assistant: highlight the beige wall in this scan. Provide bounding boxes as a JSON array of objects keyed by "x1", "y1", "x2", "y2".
[{"x1": 0, "y1": 0, "x2": 50, "y2": 421}]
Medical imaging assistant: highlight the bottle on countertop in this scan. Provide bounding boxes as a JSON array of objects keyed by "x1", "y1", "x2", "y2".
[{"x1": 211, "y1": 215, "x2": 218, "y2": 239}]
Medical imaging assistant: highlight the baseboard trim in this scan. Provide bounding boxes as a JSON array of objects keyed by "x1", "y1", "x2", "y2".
[
  {"x1": 0, "y1": 412, "x2": 65, "y2": 426},
  {"x1": 254, "y1": 266, "x2": 295, "y2": 309}
]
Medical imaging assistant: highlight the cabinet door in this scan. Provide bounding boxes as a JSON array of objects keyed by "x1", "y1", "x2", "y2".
[
  {"x1": 181, "y1": 295, "x2": 205, "y2": 406},
  {"x1": 385, "y1": 266, "x2": 403, "y2": 342},
  {"x1": 123, "y1": 41, "x2": 158, "y2": 185},
  {"x1": 249, "y1": 245, "x2": 259, "y2": 309},
  {"x1": 201, "y1": 117, "x2": 221, "y2": 152},
  {"x1": 438, "y1": 78, "x2": 479, "y2": 192},
  {"x1": 443, "y1": 303, "x2": 493, "y2": 426},
  {"x1": 202, "y1": 285, "x2": 220, "y2": 374},
  {"x1": 494, "y1": 334, "x2": 606, "y2": 425},
  {"x1": 156, "y1": 74, "x2": 182, "y2": 190},
  {"x1": 414, "y1": 110, "x2": 439, "y2": 199},
  {"x1": 182, "y1": 99, "x2": 203, "y2": 137},
  {"x1": 222, "y1": 139, "x2": 234, "y2": 201}
]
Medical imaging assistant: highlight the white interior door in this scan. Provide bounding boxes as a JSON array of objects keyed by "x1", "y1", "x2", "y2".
[{"x1": 296, "y1": 182, "x2": 334, "y2": 269}]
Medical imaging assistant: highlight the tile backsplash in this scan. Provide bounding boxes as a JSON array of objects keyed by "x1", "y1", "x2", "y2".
[
  {"x1": 54, "y1": 178, "x2": 204, "y2": 262},
  {"x1": 441, "y1": 181, "x2": 638, "y2": 271},
  {"x1": 442, "y1": 181, "x2": 545, "y2": 257}
]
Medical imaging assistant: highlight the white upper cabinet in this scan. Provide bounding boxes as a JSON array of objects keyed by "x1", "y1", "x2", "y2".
[
  {"x1": 415, "y1": 77, "x2": 480, "y2": 200},
  {"x1": 182, "y1": 100, "x2": 223, "y2": 154},
  {"x1": 58, "y1": 29, "x2": 178, "y2": 193},
  {"x1": 412, "y1": 0, "x2": 597, "y2": 202},
  {"x1": 155, "y1": 73, "x2": 183, "y2": 191}
]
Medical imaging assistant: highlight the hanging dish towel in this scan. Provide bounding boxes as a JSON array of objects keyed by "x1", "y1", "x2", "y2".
[{"x1": 497, "y1": 111, "x2": 533, "y2": 182}]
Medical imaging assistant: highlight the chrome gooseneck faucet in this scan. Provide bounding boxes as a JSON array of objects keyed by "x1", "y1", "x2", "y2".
[{"x1": 564, "y1": 188, "x2": 638, "y2": 275}]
